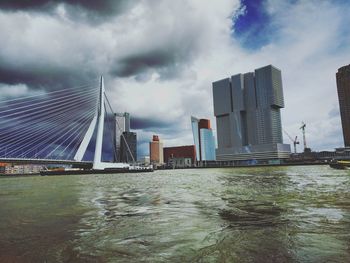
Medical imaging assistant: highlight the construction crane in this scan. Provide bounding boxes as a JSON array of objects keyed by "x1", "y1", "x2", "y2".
[
  {"x1": 283, "y1": 130, "x2": 300, "y2": 153},
  {"x1": 300, "y1": 121, "x2": 307, "y2": 151}
]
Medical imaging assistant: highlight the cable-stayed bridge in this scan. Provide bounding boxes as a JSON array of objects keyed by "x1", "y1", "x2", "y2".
[{"x1": 0, "y1": 77, "x2": 133, "y2": 170}]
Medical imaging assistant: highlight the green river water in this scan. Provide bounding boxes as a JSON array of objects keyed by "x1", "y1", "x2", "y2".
[{"x1": 1, "y1": 165, "x2": 350, "y2": 262}]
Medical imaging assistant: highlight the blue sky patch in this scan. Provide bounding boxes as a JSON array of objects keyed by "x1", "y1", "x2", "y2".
[{"x1": 233, "y1": 0, "x2": 273, "y2": 50}]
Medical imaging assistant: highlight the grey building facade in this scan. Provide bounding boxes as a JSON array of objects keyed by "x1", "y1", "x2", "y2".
[
  {"x1": 212, "y1": 65, "x2": 290, "y2": 163},
  {"x1": 336, "y1": 64, "x2": 350, "y2": 147},
  {"x1": 114, "y1": 112, "x2": 131, "y2": 162},
  {"x1": 120, "y1": 131, "x2": 137, "y2": 163}
]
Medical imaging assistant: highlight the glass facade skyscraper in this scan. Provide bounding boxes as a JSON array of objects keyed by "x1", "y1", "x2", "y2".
[
  {"x1": 191, "y1": 117, "x2": 216, "y2": 161},
  {"x1": 200, "y1": 129, "x2": 216, "y2": 161}
]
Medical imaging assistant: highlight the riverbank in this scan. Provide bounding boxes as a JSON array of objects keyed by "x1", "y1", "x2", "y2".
[
  {"x1": 157, "y1": 161, "x2": 329, "y2": 170},
  {"x1": 0, "y1": 173, "x2": 40, "y2": 178},
  {"x1": 0, "y1": 161, "x2": 329, "y2": 177}
]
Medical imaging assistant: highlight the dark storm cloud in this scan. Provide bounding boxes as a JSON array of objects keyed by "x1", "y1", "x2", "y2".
[
  {"x1": 0, "y1": 0, "x2": 53, "y2": 11},
  {"x1": 110, "y1": 48, "x2": 194, "y2": 80},
  {"x1": 110, "y1": 24, "x2": 200, "y2": 79},
  {"x1": 0, "y1": 0, "x2": 130, "y2": 15},
  {"x1": 0, "y1": 64, "x2": 92, "y2": 90},
  {"x1": 131, "y1": 117, "x2": 173, "y2": 130},
  {"x1": 0, "y1": 0, "x2": 136, "y2": 22},
  {"x1": 111, "y1": 50, "x2": 174, "y2": 77}
]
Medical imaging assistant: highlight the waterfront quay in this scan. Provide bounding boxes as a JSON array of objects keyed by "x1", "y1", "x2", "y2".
[{"x1": 1, "y1": 165, "x2": 350, "y2": 262}]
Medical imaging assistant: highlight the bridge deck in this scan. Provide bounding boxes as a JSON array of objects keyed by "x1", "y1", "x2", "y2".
[{"x1": 0, "y1": 158, "x2": 92, "y2": 165}]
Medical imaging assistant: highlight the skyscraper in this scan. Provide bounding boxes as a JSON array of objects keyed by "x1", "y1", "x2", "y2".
[
  {"x1": 114, "y1": 112, "x2": 131, "y2": 161},
  {"x1": 150, "y1": 135, "x2": 164, "y2": 165},
  {"x1": 191, "y1": 117, "x2": 216, "y2": 161},
  {"x1": 120, "y1": 131, "x2": 137, "y2": 163},
  {"x1": 212, "y1": 65, "x2": 290, "y2": 163},
  {"x1": 336, "y1": 64, "x2": 350, "y2": 147}
]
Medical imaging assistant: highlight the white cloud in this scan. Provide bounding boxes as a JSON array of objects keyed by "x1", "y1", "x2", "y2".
[{"x1": 259, "y1": 0, "x2": 350, "y2": 150}]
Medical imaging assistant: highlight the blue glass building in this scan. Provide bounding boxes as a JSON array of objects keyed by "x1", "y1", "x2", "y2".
[
  {"x1": 191, "y1": 116, "x2": 216, "y2": 161},
  {"x1": 200, "y1": 129, "x2": 216, "y2": 161}
]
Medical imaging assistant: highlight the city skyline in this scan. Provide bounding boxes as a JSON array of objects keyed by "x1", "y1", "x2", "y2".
[{"x1": 0, "y1": 0, "x2": 350, "y2": 157}]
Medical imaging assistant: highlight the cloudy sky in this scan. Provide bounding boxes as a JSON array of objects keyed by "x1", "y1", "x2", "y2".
[{"x1": 0, "y1": 0, "x2": 349, "y2": 158}]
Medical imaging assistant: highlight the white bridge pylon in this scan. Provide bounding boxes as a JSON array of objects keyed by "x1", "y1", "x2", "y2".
[{"x1": 74, "y1": 76, "x2": 129, "y2": 170}]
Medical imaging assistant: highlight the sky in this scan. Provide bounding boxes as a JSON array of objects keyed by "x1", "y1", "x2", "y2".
[{"x1": 0, "y1": 0, "x2": 349, "y2": 158}]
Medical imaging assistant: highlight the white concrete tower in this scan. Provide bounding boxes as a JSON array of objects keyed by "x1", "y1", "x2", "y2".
[
  {"x1": 75, "y1": 76, "x2": 129, "y2": 170},
  {"x1": 93, "y1": 76, "x2": 106, "y2": 170}
]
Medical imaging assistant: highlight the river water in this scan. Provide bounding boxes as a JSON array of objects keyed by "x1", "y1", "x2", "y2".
[{"x1": 1, "y1": 165, "x2": 350, "y2": 262}]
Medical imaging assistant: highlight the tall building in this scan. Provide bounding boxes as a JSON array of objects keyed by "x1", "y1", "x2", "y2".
[
  {"x1": 114, "y1": 112, "x2": 131, "y2": 161},
  {"x1": 212, "y1": 65, "x2": 290, "y2": 163},
  {"x1": 150, "y1": 135, "x2": 164, "y2": 165},
  {"x1": 336, "y1": 64, "x2": 350, "y2": 147},
  {"x1": 191, "y1": 117, "x2": 216, "y2": 161},
  {"x1": 120, "y1": 131, "x2": 137, "y2": 163}
]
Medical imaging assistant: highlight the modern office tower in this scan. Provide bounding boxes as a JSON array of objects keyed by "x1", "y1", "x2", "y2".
[
  {"x1": 120, "y1": 131, "x2": 137, "y2": 163},
  {"x1": 163, "y1": 145, "x2": 196, "y2": 167},
  {"x1": 150, "y1": 135, "x2": 164, "y2": 165},
  {"x1": 191, "y1": 117, "x2": 216, "y2": 161},
  {"x1": 114, "y1": 112, "x2": 131, "y2": 161},
  {"x1": 336, "y1": 64, "x2": 350, "y2": 147},
  {"x1": 212, "y1": 65, "x2": 290, "y2": 163}
]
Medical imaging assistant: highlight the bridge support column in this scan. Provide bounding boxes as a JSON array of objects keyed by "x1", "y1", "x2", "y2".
[
  {"x1": 74, "y1": 76, "x2": 129, "y2": 170},
  {"x1": 93, "y1": 76, "x2": 105, "y2": 170}
]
